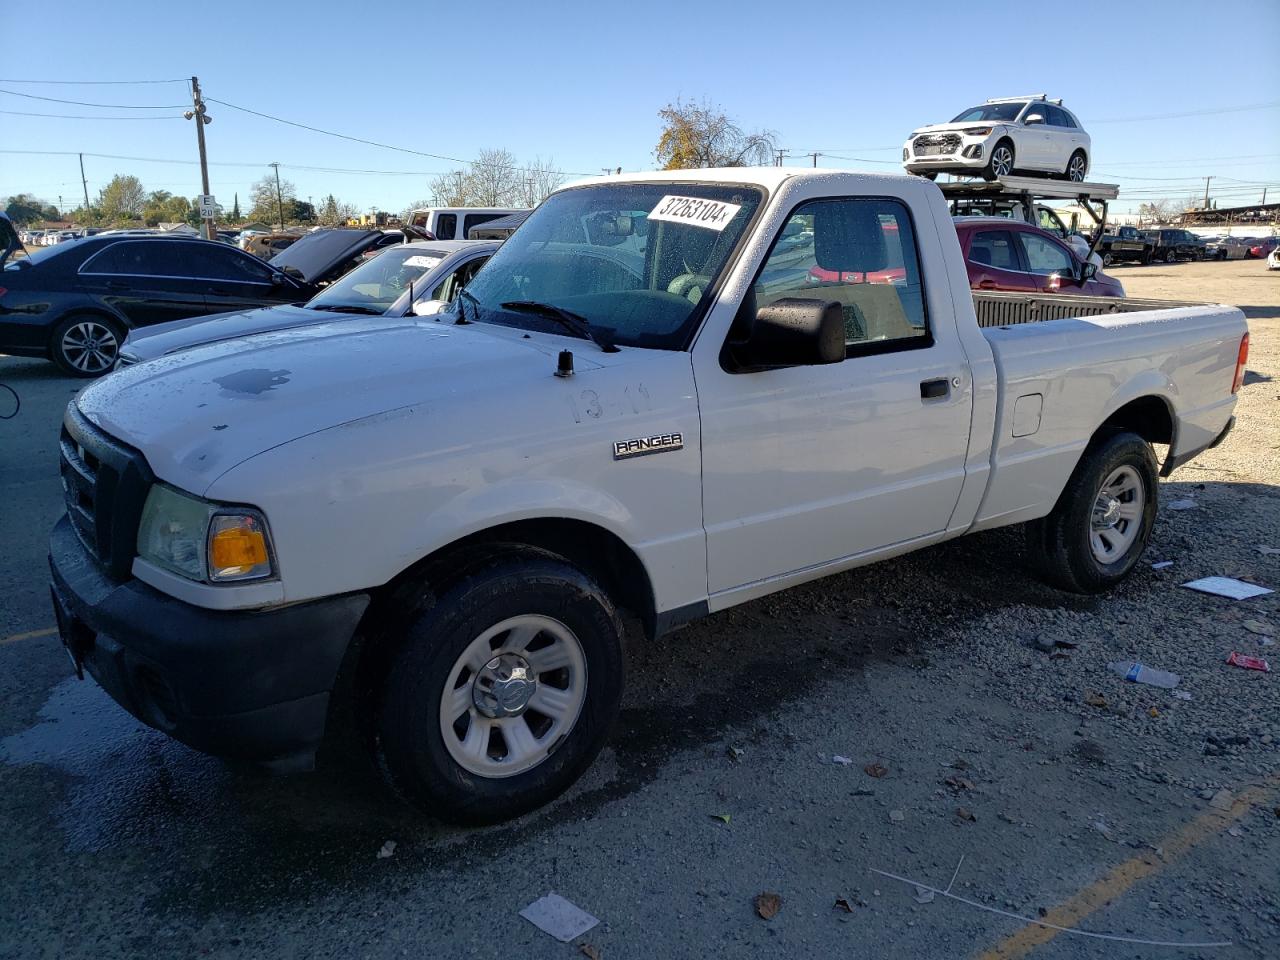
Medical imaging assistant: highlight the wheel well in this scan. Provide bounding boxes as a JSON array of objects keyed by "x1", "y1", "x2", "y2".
[
  {"x1": 381, "y1": 519, "x2": 656, "y2": 639},
  {"x1": 1098, "y1": 396, "x2": 1173, "y2": 446}
]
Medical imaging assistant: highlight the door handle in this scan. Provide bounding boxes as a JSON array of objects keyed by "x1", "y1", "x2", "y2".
[
  {"x1": 978, "y1": 279, "x2": 997, "y2": 289},
  {"x1": 104, "y1": 280, "x2": 128, "y2": 290},
  {"x1": 920, "y1": 378, "x2": 950, "y2": 400}
]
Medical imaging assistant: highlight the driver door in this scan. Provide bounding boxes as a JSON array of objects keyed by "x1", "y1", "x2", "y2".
[{"x1": 694, "y1": 192, "x2": 972, "y2": 596}]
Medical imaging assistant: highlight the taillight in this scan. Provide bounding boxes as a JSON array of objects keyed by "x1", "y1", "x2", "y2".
[{"x1": 1232, "y1": 332, "x2": 1249, "y2": 394}]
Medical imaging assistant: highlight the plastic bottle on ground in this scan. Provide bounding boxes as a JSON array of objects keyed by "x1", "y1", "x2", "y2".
[{"x1": 1108, "y1": 661, "x2": 1181, "y2": 689}]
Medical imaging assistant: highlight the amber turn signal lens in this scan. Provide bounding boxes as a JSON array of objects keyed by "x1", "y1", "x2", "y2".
[{"x1": 208, "y1": 514, "x2": 273, "y2": 581}]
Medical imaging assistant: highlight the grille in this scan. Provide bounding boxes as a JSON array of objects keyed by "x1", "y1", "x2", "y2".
[
  {"x1": 59, "y1": 405, "x2": 154, "y2": 580},
  {"x1": 914, "y1": 134, "x2": 961, "y2": 156}
]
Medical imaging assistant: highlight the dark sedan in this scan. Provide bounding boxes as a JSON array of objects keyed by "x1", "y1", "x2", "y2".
[{"x1": 0, "y1": 234, "x2": 310, "y2": 376}]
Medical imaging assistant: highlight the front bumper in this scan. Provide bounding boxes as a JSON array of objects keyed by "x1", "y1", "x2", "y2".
[
  {"x1": 903, "y1": 134, "x2": 990, "y2": 174},
  {"x1": 49, "y1": 515, "x2": 369, "y2": 768}
]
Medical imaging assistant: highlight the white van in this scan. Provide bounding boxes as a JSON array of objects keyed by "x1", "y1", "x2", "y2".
[{"x1": 406, "y1": 207, "x2": 524, "y2": 240}]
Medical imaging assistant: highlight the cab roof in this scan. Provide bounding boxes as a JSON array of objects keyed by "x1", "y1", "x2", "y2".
[{"x1": 558, "y1": 166, "x2": 915, "y2": 193}]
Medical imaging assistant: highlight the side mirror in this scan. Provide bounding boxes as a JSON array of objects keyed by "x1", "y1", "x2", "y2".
[
  {"x1": 412, "y1": 298, "x2": 448, "y2": 317},
  {"x1": 1024, "y1": 113, "x2": 1044, "y2": 125},
  {"x1": 1079, "y1": 261, "x2": 1098, "y2": 284},
  {"x1": 730, "y1": 298, "x2": 845, "y2": 370}
]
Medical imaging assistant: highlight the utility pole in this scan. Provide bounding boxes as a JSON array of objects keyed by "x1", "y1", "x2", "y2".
[
  {"x1": 1202, "y1": 176, "x2": 1212, "y2": 211},
  {"x1": 186, "y1": 76, "x2": 216, "y2": 240},
  {"x1": 811, "y1": 152, "x2": 819, "y2": 167},
  {"x1": 77, "y1": 154, "x2": 90, "y2": 216},
  {"x1": 269, "y1": 162, "x2": 285, "y2": 231}
]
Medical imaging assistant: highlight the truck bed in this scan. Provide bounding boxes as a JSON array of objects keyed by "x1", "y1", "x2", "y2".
[
  {"x1": 972, "y1": 290, "x2": 1198, "y2": 327},
  {"x1": 969, "y1": 294, "x2": 1245, "y2": 531}
]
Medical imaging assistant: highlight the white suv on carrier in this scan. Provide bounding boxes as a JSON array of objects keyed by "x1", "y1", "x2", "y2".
[{"x1": 903, "y1": 95, "x2": 1091, "y2": 183}]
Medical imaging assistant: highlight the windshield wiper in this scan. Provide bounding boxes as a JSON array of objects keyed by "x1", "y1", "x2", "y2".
[
  {"x1": 309, "y1": 303, "x2": 384, "y2": 315},
  {"x1": 500, "y1": 300, "x2": 619, "y2": 353}
]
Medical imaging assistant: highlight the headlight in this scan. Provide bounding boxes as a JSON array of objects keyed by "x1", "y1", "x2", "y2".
[
  {"x1": 137, "y1": 484, "x2": 275, "y2": 583},
  {"x1": 963, "y1": 127, "x2": 993, "y2": 136}
]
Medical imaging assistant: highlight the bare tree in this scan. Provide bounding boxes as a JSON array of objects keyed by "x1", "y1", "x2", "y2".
[
  {"x1": 429, "y1": 171, "x2": 472, "y2": 207},
  {"x1": 518, "y1": 156, "x2": 565, "y2": 207},
  {"x1": 468, "y1": 148, "x2": 520, "y2": 206},
  {"x1": 654, "y1": 99, "x2": 776, "y2": 170},
  {"x1": 250, "y1": 174, "x2": 296, "y2": 223}
]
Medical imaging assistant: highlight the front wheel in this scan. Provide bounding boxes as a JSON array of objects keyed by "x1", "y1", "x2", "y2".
[
  {"x1": 1025, "y1": 432, "x2": 1158, "y2": 594},
  {"x1": 1102, "y1": 252, "x2": 1115, "y2": 267},
  {"x1": 983, "y1": 141, "x2": 1015, "y2": 181},
  {"x1": 50, "y1": 314, "x2": 123, "y2": 377},
  {"x1": 375, "y1": 547, "x2": 625, "y2": 824},
  {"x1": 1164, "y1": 249, "x2": 1178, "y2": 263}
]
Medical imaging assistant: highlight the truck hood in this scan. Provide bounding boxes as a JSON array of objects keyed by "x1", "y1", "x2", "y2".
[
  {"x1": 76, "y1": 318, "x2": 605, "y2": 496},
  {"x1": 122, "y1": 304, "x2": 339, "y2": 362}
]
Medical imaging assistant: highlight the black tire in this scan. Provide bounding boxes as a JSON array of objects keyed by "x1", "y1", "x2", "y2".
[
  {"x1": 375, "y1": 546, "x2": 624, "y2": 824},
  {"x1": 982, "y1": 140, "x2": 1015, "y2": 181},
  {"x1": 1066, "y1": 150, "x2": 1088, "y2": 182},
  {"x1": 919, "y1": 171, "x2": 939, "y2": 181},
  {"x1": 1025, "y1": 432, "x2": 1159, "y2": 594},
  {"x1": 1141, "y1": 250, "x2": 1153, "y2": 265},
  {"x1": 1164, "y1": 248, "x2": 1178, "y2": 264},
  {"x1": 1102, "y1": 252, "x2": 1115, "y2": 268},
  {"x1": 50, "y1": 313, "x2": 124, "y2": 378}
]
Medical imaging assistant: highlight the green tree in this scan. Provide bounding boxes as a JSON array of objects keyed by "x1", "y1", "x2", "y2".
[
  {"x1": 98, "y1": 174, "x2": 146, "y2": 221},
  {"x1": 142, "y1": 190, "x2": 194, "y2": 226},
  {"x1": 4, "y1": 194, "x2": 46, "y2": 225},
  {"x1": 230, "y1": 193, "x2": 241, "y2": 221},
  {"x1": 41, "y1": 204, "x2": 61, "y2": 221}
]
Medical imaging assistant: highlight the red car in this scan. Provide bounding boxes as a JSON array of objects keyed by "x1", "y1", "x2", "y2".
[
  {"x1": 1248, "y1": 237, "x2": 1278, "y2": 259},
  {"x1": 953, "y1": 217, "x2": 1125, "y2": 297}
]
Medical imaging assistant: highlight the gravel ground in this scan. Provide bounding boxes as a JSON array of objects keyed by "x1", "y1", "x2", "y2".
[{"x1": 0, "y1": 258, "x2": 1276, "y2": 959}]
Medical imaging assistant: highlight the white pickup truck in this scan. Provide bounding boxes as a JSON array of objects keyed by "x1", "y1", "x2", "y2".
[{"x1": 50, "y1": 168, "x2": 1248, "y2": 824}]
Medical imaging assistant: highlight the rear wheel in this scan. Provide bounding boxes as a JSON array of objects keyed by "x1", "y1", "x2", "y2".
[
  {"x1": 983, "y1": 141, "x2": 1015, "y2": 180},
  {"x1": 1102, "y1": 252, "x2": 1115, "y2": 267},
  {"x1": 1066, "y1": 150, "x2": 1088, "y2": 182},
  {"x1": 1025, "y1": 432, "x2": 1158, "y2": 593},
  {"x1": 50, "y1": 314, "x2": 123, "y2": 378},
  {"x1": 375, "y1": 547, "x2": 625, "y2": 824},
  {"x1": 1164, "y1": 248, "x2": 1178, "y2": 263}
]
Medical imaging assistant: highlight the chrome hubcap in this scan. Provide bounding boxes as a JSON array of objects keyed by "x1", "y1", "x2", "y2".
[
  {"x1": 62, "y1": 321, "x2": 118, "y2": 373},
  {"x1": 1090, "y1": 465, "x2": 1144, "y2": 563},
  {"x1": 439, "y1": 614, "x2": 587, "y2": 778}
]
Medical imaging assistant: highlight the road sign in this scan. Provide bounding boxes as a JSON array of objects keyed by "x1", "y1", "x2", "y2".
[{"x1": 198, "y1": 194, "x2": 219, "y2": 218}]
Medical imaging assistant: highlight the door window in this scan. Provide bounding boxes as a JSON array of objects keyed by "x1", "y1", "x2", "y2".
[
  {"x1": 968, "y1": 230, "x2": 1021, "y2": 271},
  {"x1": 184, "y1": 244, "x2": 275, "y2": 282},
  {"x1": 80, "y1": 240, "x2": 192, "y2": 277},
  {"x1": 463, "y1": 213, "x2": 506, "y2": 237},
  {"x1": 752, "y1": 198, "x2": 928, "y2": 351},
  {"x1": 434, "y1": 214, "x2": 457, "y2": 239},
  {"x1": 431, "y1": 256, "x2": 490, "y2": 302},
  {"x1": 1044, "y1": 105, "x2": 1069, "y2": 127},
  {"x1": 1018, "y1": 232, "x2": 1074, "y2": 275}
]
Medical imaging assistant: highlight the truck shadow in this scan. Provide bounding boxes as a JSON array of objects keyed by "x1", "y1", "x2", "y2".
[{"x1": 8, "y1": 478, "x2": 1276, "y2": 921}]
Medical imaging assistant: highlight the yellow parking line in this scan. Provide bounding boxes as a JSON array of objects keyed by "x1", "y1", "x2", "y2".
[
  {"x1": 975, "y1": 774, "x2": 1280, "y2": 959},
  {"x1": 0, "y1": 626, "x2": 57, "y2": 646}
]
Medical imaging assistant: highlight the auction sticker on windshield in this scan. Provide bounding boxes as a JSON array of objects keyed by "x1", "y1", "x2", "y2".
[
  {"x1": 649, "y1": 195, "x2": 742, "y2": 232},
  {"x1": 404, "y1": 255, "x2": 444, "y2": 268}
]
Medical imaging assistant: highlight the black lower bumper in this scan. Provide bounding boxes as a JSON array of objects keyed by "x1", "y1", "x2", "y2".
[{"x1": 49, "y1": 516, "x2": 369, "y2": 768}]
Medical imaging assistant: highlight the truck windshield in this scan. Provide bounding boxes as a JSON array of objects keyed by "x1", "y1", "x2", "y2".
[
  {"x1": 456, "y1": 182, "x2": 763, "y2": 350},
  {"x1": 305, "y1": 247, "x2": 446, "y2": 314},
  {"x1": 951, "y1": 103, "x2": 1026, "y2": 123}
]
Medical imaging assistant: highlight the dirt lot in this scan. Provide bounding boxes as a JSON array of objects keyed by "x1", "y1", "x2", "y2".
[{"x1": 0, "y1": 259, "x2": 1277, "y2": 959}]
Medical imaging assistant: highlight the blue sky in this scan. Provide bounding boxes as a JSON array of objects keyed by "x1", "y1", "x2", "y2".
[{"x1": 2, "y1": 0, "x2": 1277, "y2": 216}]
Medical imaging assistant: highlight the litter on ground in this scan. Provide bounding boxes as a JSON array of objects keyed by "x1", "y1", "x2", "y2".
[
  {"x1": 519, "y1": 893, "x2": 599, "y2": 943},
  {"x1": 1180, "y1": 577, "x2": 1273, "y2": 601}
]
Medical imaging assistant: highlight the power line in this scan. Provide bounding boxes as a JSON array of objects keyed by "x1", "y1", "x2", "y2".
[
  {"x1": 205, "y1": 96, "x2": 598, "y2": 177},
  {"x1": 1093, "y1": 100, "x2": 1280, "y2": 123},
  {"x1": 0, "y1": 77, "x2": 188, "y2": 85},
  {"x1": 0, "y1": 148, "x2": 452, "y2": 177},
  {"x1": 0, "y1": 88, "x2": 188, "y2": 109},
  {"x1": 0, "y1": 109, "x2": 186, "y2": 120}
]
